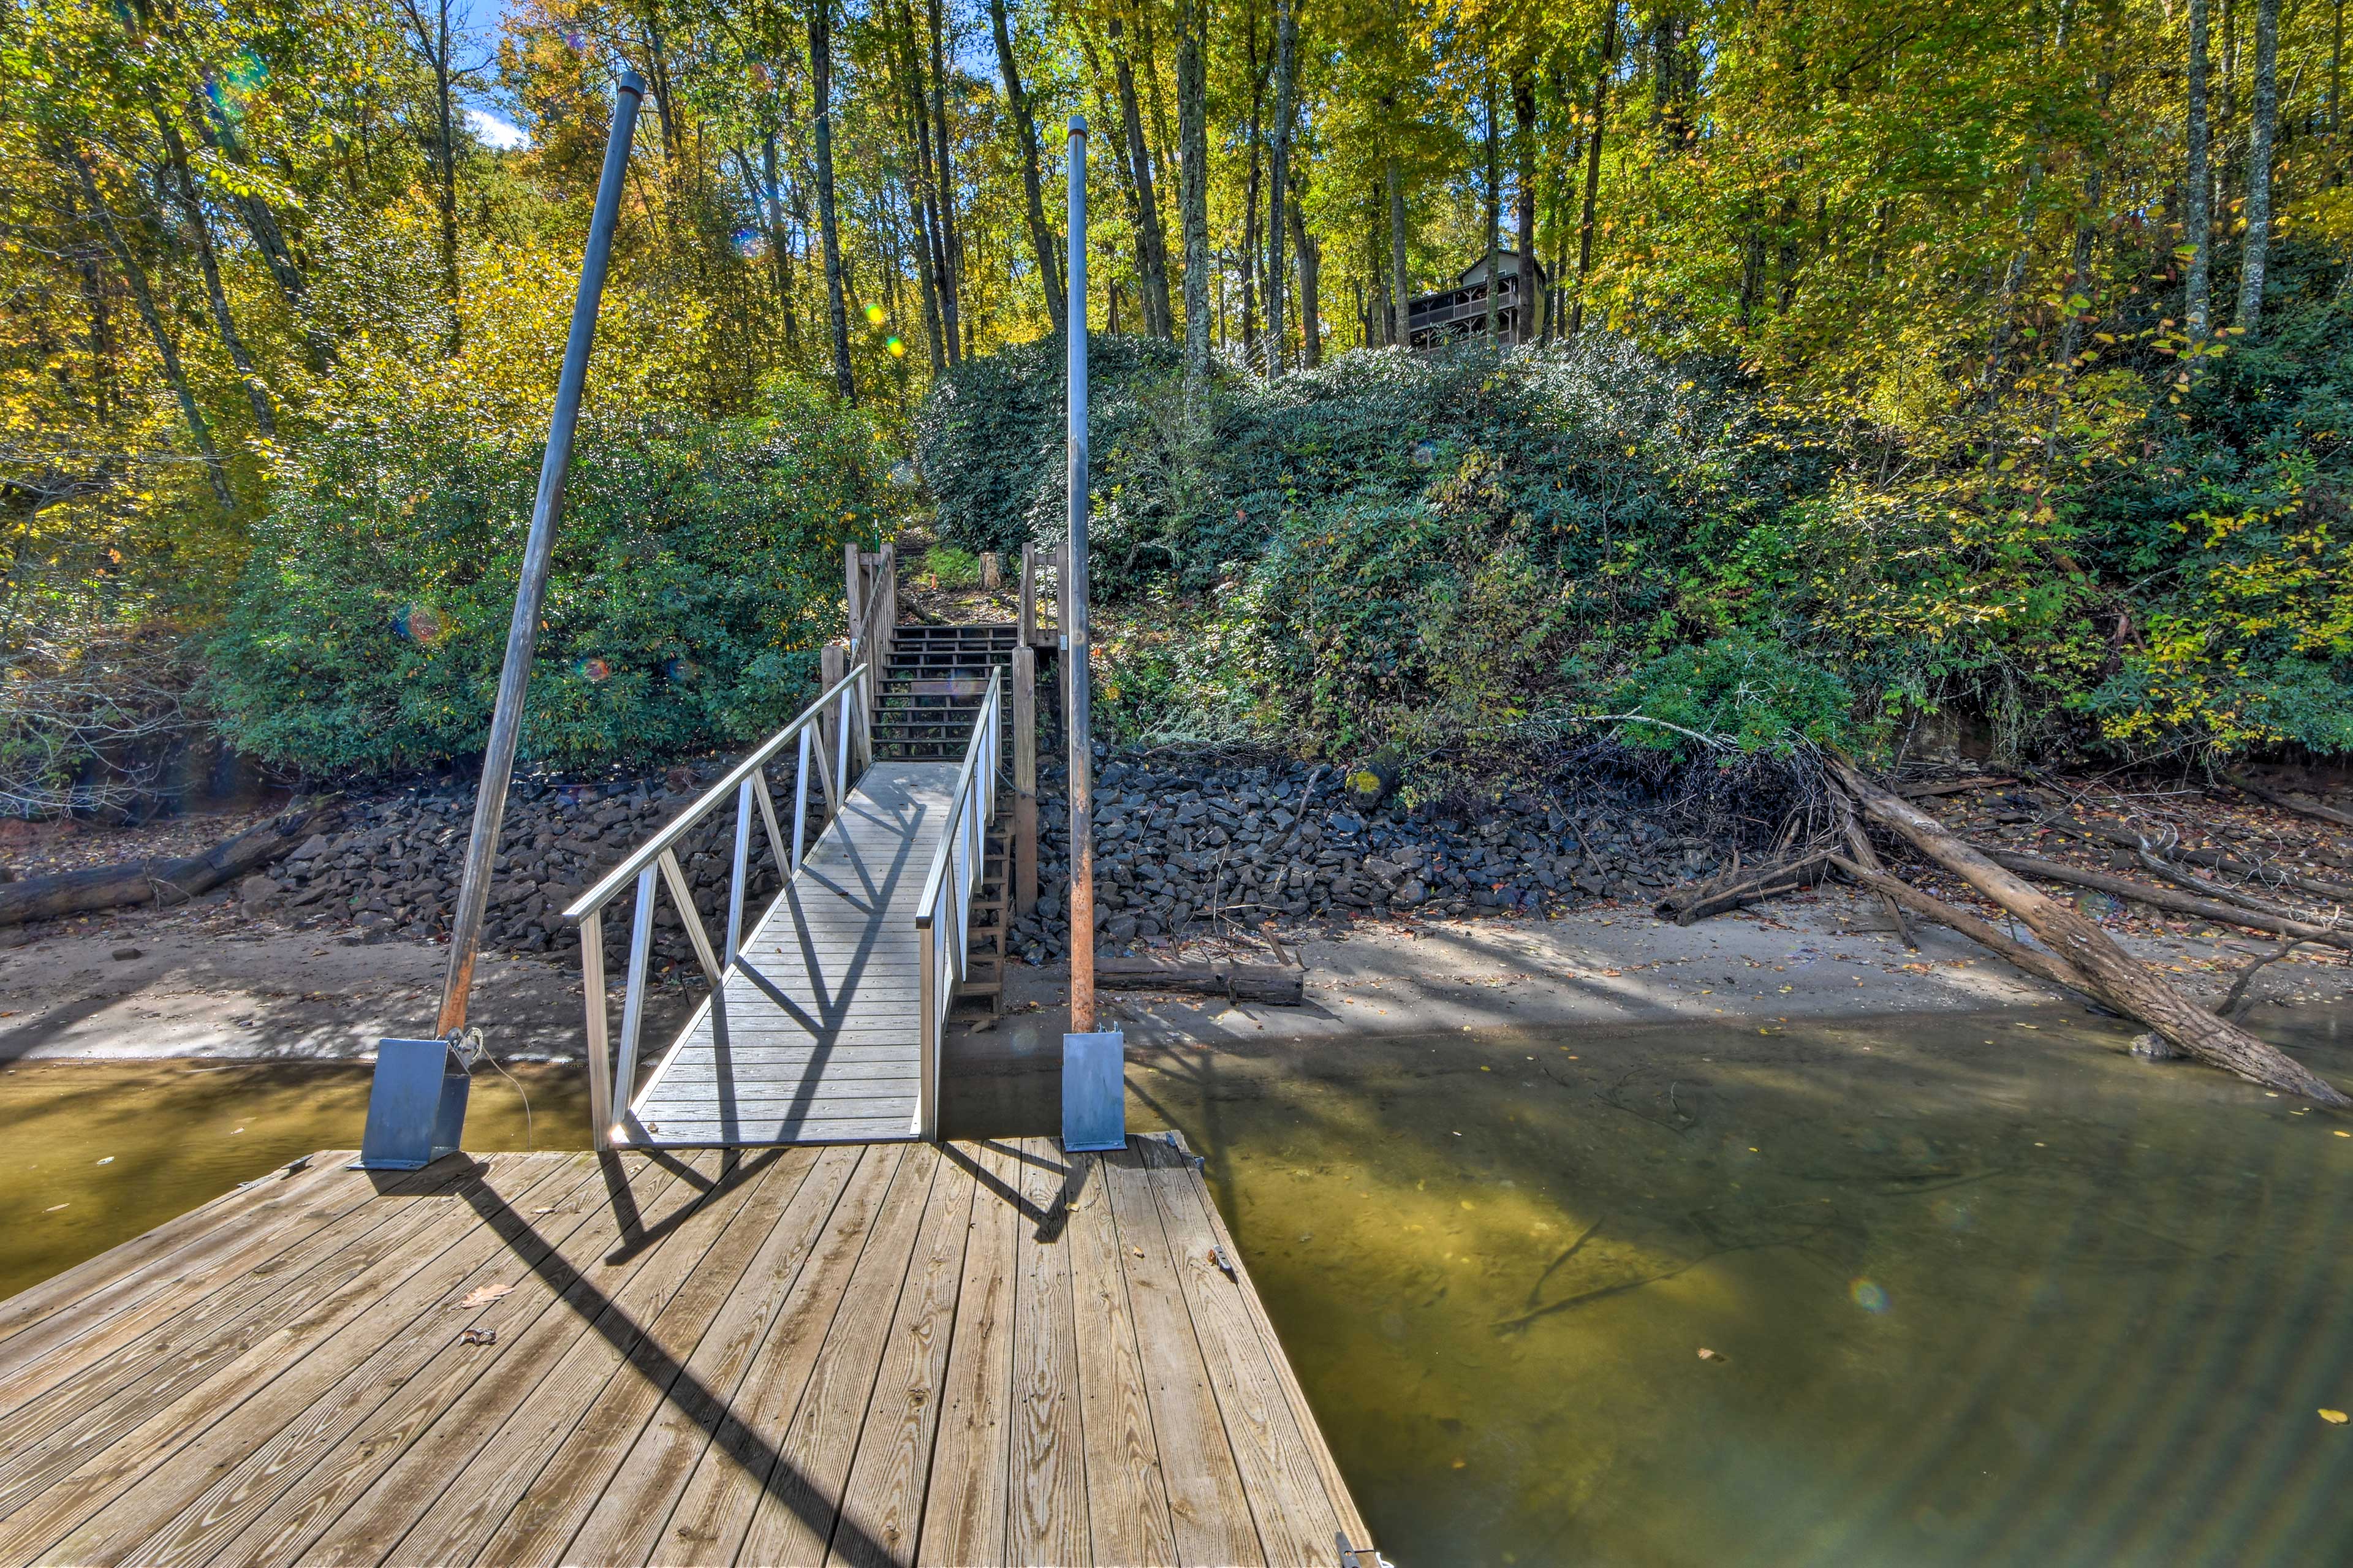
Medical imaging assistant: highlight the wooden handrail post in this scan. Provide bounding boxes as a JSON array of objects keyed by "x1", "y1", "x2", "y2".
[
  {"x1": 820, "y1": 642, "x2": 846, "y2": 812},
  {"x1": 844, "y1": 540, "x2": 865, "y2": 629},
  {"x1": 1013, "y1": 645, "x2": 1038, "y2": 915},
  {"x1": 1018, "y1": 542, "x2": 1038, "y2": 646}
]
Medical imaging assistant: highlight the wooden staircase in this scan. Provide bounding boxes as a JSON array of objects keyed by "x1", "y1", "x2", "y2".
[{"x1": 875, "y1": 621, "x2": 1020, "y2": 1013}]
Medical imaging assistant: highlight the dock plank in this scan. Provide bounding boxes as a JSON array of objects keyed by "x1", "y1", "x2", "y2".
[
  {"x1": 915, "y1": 1141, "x2": 1019, "y2": 1567},
  {"x1": 651, "y1": 1145, "x2": 907, "y2": 1567},
  {"x1": 559, "y1": 1145, "x2": 863, "y2": 1567},
  {"x1": 263, "y1": 1154, "x2": 712, "y2": 1567},
  {"x1": 822, "y1": 1138, "x2": 977, "y2": 1566},
  {"x1": 1007, "y1": 1137, "x2": 1092, "y2": 1566},
  {"x1": 5, "y1": 1138, "x2": 1373, "y2": 1568},
  {"x1": 375, "y1": 1151, "x2": 768, "y2": 1566},
  {"x1": 36, "y1": 1154, "x2": 598, "y2": 1568}
]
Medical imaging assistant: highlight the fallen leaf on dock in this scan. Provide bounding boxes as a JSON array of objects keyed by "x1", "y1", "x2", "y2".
[
  {"x1": 2322, "y1": 1409, "x2": 2348, "y2": 1425},
  {"x1": 461, "y1": 1327, "x2": 497, "y2": 1346},
  {"x1": 453, "y1": 1282, "x2": 514, "y2": 1310}
]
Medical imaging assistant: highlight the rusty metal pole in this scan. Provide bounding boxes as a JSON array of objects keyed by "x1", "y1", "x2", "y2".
[
  {"x1": 436, "y1": 72, "x2": 644, "y2": 1037},
  {"x1": 1064, "y1": 115, "x2": 1096, "y2": 1036}
]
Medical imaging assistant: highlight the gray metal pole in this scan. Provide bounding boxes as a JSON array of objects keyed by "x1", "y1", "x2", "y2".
[
  {"x1": 436, "y1": 70, "x2": 645, "y2": 1037},
  {"x1": 1064, "y1": 115, "x2": 1096, "y2": 1036}
]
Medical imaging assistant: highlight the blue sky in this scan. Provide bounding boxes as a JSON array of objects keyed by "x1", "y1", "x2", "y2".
[{"x1": 452, "y1": 0, "x2": 530, "y2": 148}]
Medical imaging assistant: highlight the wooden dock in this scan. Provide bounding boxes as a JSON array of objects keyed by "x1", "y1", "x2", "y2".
[
  {"x1": 0, "y1": 1135, "x2": 1374, "y2": 1566},
  {"x1": 628, "y1": 760, "x2": 959, "y2": 1148}
]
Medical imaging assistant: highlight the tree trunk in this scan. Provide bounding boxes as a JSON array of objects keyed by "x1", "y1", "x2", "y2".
[
  {"x1": 1266, "y1": 0, "x2": 1297, "y2": 374},
  {"x1": 1387, "y1": 152, "x2": 1409, "y2": 344},
  {"x1": 1569, "y1": 2, "x2": 1620, "y2": 336},
  {"x1": 1514, "y1": 69, "x2": 1537, "y2": 346},
  {"x1": 0, "y1": 799, "x2": 334, "y2": 928},
  {"x1": 1241, "y1": 0, "x2": 1266, "y2": 354},
  {"x1": 926, "y1": 0, "x2": 967, "y2": 358},
  {"x1": 1835, "y1": 760, "x2": 2349, "y2": 1104},
  {"x1": 156, "y1": 114, "x2": 275, "y2": 438},
  {"x1": 2235, "y1": 0, "x2": 2280, "y2": 336},
  {"x1": 893, "y1": 0, "x2": 958, "y2": 367},
  {"x1": 69, "y1": 143, "x2": 233, "y2": 512},
  {"x1": 988, "y1": 0, "x2": 1064, "y2": 330},
  {"x1": 1828, "y1": 854, "x2": 2088, "y2": 997},
  {"x1": 1483, "y1": 80, "x2": 1501, "y2": 346},
  {"x1": 1176, "y1": 0, "x2": 1211, "y2": 377},
  {"x1": 1288, "y1": 162, "x2": 1320, "y2": 367},
  {"x1": 2187, "y1": 0, "x2": 2215, "y2": 337},
  {"x1": 809, "y1": 0, "x2": 856, "y2": 403},
  {"x1": 1107, "y1": 12, "x2": 1173, "y2": 337}
]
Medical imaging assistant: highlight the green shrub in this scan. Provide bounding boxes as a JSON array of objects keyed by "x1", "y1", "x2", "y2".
[
  {"x1": 205, "y1": 381, "x2": 901, "y2": 773},
  {"x1": 923, "y1": 544, "x2": 981, "y2": 588},
  {"x1": 1596, "y1": 634, "x2": 1862, "y2": 756}
]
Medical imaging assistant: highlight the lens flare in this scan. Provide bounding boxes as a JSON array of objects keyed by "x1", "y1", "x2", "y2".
[
  {"x1": 887, "y1": 336, "x2": 906, "y2": 357},
  {"x1": 1849, "y1": 1278, "x2": 1892, "y2": 1314},
  {"x1": 1409, "y1": 438, "x2": 1439, "y2": 470},
  {"x1": 865, "y1": 303, "x2": 887, "y2": 325},
  {"x1": 393, "y1": 604, "x2": 444, "y2": 644},
  {"x1": 734, "y1": 229, "x2": 764, "y2": 259},
  {"x1": 662, "y1": 657, "x2": 699, "y2": 684},
  {"x1": 575, "y1": 656, "x2": 612, "y2": 683}
]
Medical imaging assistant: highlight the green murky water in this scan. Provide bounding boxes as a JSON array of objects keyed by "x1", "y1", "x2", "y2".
[
  {"x1": 6, "y1": 1009, "x2": 2352, "y2": 1565},
  {"x1": 1134, "y1": 1006, "x2": 2353, "y2": 1566}
]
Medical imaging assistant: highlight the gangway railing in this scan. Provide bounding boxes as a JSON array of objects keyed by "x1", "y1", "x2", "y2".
[
  {"x1": 912, "y1": 667, "x2": 1003, "y2": 1139},
  {"x1": 561, "y1": 665, "x2": 871, "y2": 1149}
]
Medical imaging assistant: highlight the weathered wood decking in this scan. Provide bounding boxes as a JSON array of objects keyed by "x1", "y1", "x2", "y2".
[
  {"x1": 0, "y1": 1137, "x2": 1373, "y2": 1566},
  {"x1": 628, "y1": 760, "x2": 959, "y2": 1148}
]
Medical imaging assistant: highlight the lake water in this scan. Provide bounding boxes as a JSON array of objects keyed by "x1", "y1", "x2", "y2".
[{"x1": 5, "y1": 1006, "x2": 2350, "y2": 1565}]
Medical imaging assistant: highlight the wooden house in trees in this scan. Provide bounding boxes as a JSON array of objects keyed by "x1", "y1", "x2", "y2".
[{"x1": 1407, "y1": 251, "x2": 1547, "y2": 348}]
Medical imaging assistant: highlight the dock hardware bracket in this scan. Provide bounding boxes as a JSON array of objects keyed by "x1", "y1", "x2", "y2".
[{"x1": 1338, "y1": 1532, "x2": 1396, "y2": 1566}]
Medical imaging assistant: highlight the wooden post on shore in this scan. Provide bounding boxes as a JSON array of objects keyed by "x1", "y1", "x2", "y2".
[
  {"x1": 1014, "y1": 646, "x2": 1038, "y2": 915},
  {"x1": 980, "y1": 551, "x2": 1001, "y2": 590},
  {"x1": 1019, "y1": 543, "x2": 1039, "y2": 645}
]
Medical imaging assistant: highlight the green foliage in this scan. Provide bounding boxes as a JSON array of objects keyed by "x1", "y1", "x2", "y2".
[
  {"x1": 204, "y1": 382, "x2": 899, "y2": 773},
  {"x1": 922, "y1": 544, "x2": 981, "y2": 588},
  {"x1": 1596, "y1": 634, "x2": 1861, "y2": 756}
]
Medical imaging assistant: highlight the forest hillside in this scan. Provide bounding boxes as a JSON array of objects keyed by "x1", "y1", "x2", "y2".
[{"x1": 5, "y1": 0, "x2": 2350, "y2": 809}]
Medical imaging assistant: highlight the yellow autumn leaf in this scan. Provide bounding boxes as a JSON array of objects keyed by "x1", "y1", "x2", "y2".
[{"x1": 2321, "y1": 1409, "x2": 2349, "y2": 1425}]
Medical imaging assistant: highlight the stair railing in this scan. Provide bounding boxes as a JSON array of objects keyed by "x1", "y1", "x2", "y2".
[
  {"x1": 848, "y1": 542, "x2": 895, "y2": 762},
  {"x1": 562, "y1": 664, "x2": 871, "y2": 1149},
  {"x1": 912, "y1": 666, "x2": 1003, "y2": 1140}
]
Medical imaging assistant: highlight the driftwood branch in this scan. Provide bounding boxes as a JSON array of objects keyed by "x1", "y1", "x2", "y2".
[
  {"x1": 1832, "y1": 759, "x2": 2347, "y2": 1105},
  {"x1": 1095, "y1": 957, "x2": 1305, "y2": 1005},
  {"x1": 1654, "y1": 849, "x2": 1833, "y2": 925},
  {"x1": 0, "y1": 797, "x2": 337, "y2": 928},
  {"x1": 2040, "y1": 810, "x2": 2353, "y2": 903},
  {"x1": 1976, "y1": 847, "x2": 2353, "y2": 955},
  {"x1": 2224, "y1": 771, "x2": 2353, "y2": 831}
]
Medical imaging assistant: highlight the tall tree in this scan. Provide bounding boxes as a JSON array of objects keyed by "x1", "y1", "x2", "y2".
[
  {"x1": 67, "y1": 142, "x2": 233, "y2": 511},
  {"x1": 1106, "y1": 9, "x2": 1172, "y2": 336},
  {"x1": 1569, "y1": 1, "x2": 1619, "y2": 336},
  {"x1": 925, "y1": 0, "x2": 968, "y2": 357},
  {"x1": 2235, "y1": 0, "x2": 2279, "y2": 335},
  {"x1": 1288, "y1": 160, "x2": 1320, "y2": 365},
  {"x1": 1266, "y1": 0, "x2": 1297, "y2": 373},
  {"x1": 1512, "y1": 67, "x2": 1536, "y2": 345},
  {"x1": 2186, "y1": 0, "x2": 2215, "y2": 338},
  {"x1": 1177, "y1": 0, "x2": 1212, "y2": 375},
  {"x1": 809, "y1": 0, "x2": 855, "y2": 401},
  {"x1": 154, "y1": 113, "x2": 275, "y2": 437},
  {"x1": 1386, "y1": 146, "x2": 1409, "y2": 345},
  {"x1": 390, "y1": 0, "x2": 465, "y2": 355},
  {"x1": 987, "y1": 0, "x2": 1064, "y2": 328}
]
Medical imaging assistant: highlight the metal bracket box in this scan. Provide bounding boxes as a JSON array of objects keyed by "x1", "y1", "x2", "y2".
[
  {"x1": 1061, "y1": 1029, "x2": 1126, "y2": 1152},
  {"x1": 359, "y1": 1038, "x2": 472, "y2": 1170}
]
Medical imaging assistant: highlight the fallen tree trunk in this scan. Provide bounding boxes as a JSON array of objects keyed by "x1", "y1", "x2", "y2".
[
  {"x1": 0, "y1": 798, "x2": 336, "y2": 928},
  {"x1": 1826, "y1": 854, "x2": 2091, "y2": 998},
  {"x1": 2224, "y1": 771, "x2": 2353, "y2": 831},
  {"x1": 1095, "y1": 957, "x2": 1306, "y2": 1005},
  {"x1": 1833, "y1": 759, "x2": 2349, "y2": 1105},
  {"x1": 1977, "y1": 847, "x2": 2353, "y2": 955},
  {"x1": 1654, "y1": 850, "x2": 1834, "y2": 925}
]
